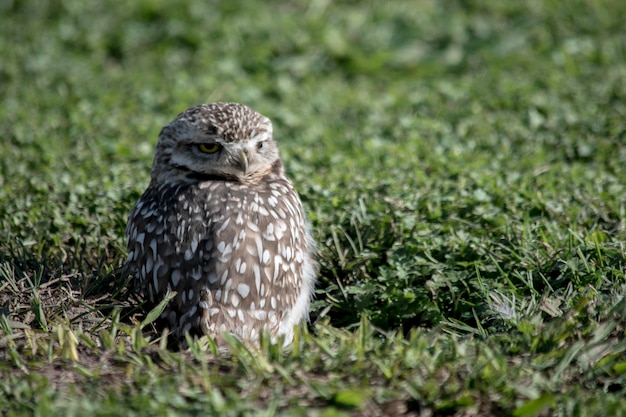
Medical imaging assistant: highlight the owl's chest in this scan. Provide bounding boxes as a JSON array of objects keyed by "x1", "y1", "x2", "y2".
[
  {"x1": 128, "y1": 178, "x2": 307, "y2": 297},
  {"x1": 156, "y1": 180, "x2": 301, "y2": 245},
  {"x1": 166, "y1": 182, "x2": 261, "y2": 229}
]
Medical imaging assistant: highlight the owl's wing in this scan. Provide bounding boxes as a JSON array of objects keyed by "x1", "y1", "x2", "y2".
[
  {"x1": 126, "y1": 187, "x2": 208, "y2": 335},
  {"x1": 126, "y1": 196, "x2": 176, "y2": 306}
]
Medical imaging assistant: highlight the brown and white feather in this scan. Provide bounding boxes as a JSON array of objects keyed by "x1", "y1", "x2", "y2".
[{"x1": 125, "y1": 102, "x2": 316, "y2": 346}]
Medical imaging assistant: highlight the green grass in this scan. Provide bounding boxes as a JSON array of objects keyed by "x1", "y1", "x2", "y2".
[{"x1": 2, "y1": 0, "x2": 626, "y2": 415}]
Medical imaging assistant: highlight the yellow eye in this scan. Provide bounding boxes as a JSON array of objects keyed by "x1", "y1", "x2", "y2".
[{"x1": 197, "y1": 143, "x2": 221, "y2": 154}]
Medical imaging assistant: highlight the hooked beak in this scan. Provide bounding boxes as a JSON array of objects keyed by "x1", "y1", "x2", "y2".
[{"x1": 236, "y1": 150, "x2": 249, "y2": 175}]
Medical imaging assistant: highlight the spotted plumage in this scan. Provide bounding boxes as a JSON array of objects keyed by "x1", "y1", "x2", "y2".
[{"x1": 125, "y1": 102, "x2": 316, "y2": 346}]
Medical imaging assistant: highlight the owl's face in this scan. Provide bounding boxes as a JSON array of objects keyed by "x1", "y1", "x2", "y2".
[{"x1": 151, "y1": 103, "x2": 280, "y2": 184}]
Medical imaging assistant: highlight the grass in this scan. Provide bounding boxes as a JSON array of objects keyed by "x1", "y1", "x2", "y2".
[{"x1": 1, "y1": 0, "x2": 626, "y2": 415}]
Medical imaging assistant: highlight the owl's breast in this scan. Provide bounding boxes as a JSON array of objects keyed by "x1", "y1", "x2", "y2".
[{"x1": 127, "y1": 178, "x2": 309, "y2": 316}]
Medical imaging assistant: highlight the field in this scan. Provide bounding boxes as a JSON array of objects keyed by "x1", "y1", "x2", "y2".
[{"x1": 1, "y1": 0, "x2": 626, "y2": 415}]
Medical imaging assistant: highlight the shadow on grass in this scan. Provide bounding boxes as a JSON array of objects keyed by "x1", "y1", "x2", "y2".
[{"x1": 0, "y1": 240, "x2": 140, "y2": 334}]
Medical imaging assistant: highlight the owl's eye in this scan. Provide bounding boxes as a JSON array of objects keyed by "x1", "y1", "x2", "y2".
[
  {"x1": 197, "y1": 143, "x2": 221, "y2": 154},
  {"x1": 256, "y1": 141, "x2": 264, "y2": 150}
]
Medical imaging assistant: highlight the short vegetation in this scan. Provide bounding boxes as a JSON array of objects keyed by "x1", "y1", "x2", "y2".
[{"x1": 1, "y1": 0, "x2": 625, "y2": 415}]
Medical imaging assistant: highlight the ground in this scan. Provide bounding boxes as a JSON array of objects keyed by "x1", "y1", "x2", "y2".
[{"x1": 1, "y1": 0, "x2": 626, "y2": 416}]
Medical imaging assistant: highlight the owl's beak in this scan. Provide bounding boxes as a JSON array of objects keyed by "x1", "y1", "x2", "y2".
[{"x1": 237, "y1": 150, "x2": 249, "y2": 175}]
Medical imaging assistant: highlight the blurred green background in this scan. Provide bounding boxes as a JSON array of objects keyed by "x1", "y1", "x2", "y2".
[{"x1": 1, "y1": 0, "x2": 626, "y2": 414}]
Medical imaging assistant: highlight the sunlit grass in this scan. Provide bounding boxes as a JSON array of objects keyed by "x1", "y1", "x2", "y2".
[{"x1": 1, "y1": 0, "x2": 626, "y2": 415}]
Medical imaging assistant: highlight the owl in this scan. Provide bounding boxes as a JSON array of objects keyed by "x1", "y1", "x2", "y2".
[{"x1": 125, "y1": 102, "x2": 317, "y2": 347}]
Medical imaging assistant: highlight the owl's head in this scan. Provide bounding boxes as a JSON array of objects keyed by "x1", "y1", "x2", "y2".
[{"x1": 151, "y1": 102, "x2": 281, "y2": 184}]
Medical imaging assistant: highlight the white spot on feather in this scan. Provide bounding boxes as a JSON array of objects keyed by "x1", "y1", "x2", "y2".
[
  {"x1": 237, "y1": 283, "x2": 250, "y2": 298},
  {"x1": 253, "y1": 265, "x2": 261, "y2": 293},
  {"x1": 171, "y1": 270, "x2": 181, "y2": 287}
]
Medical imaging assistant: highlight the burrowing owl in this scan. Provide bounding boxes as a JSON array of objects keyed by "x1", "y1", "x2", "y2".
[{"x1": 125, "y1": 102, "x2": 316, "y2": 346}]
